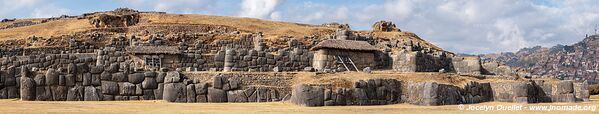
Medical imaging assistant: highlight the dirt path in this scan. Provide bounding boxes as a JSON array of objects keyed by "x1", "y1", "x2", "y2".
[{"x1": 0, "y1": 96, "x2": 598, "y2": 114}]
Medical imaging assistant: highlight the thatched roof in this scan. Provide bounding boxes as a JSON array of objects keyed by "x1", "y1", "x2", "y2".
[
  {"x1": 126, "y1": 46, "x2": 180, "y2": 54},
  {"x1": 310, "y1": 39, "x2": 379, "y2": 51}
]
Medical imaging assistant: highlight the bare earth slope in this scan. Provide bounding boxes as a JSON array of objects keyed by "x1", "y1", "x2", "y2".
[{"x1": 0, "y1": 10, "x2": 444, "y2": 52}]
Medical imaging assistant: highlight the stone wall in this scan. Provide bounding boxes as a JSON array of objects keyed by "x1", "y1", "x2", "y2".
[
  {"x1": 290, "y1": 79, "x2": 590, "y2": 107},
  {"x1": 291, "y1": 78, "x2": 402, "y2": 106},
  {"x1": 481, "y1": 61, "x2": 516, "y2": 76},
  {"x1": 392, "y1": 50, "x2": 451, "y2": 72},
  {"x1": 312, "y1": 49, "x2": 374, "y2": 72},
  {"x1": 7, "y1": 65, "x2": 294, "y2": 103},
  {"x1": 405, "y1": 81, "x2": 493, "y2": 106},
  {"x1": 1, "y1": 64, "x2": 592, "y2": 106},
  {"x1": 490, "y1": 80, "x2": 589, "y2": 103},
  {"x1": 452, "y1": 56, "x2": 482, "y2": 75}
]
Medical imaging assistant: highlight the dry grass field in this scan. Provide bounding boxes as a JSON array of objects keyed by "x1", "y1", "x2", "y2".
[{"x1": 0, "y1": 95, "x2": 597, "y2": 114}]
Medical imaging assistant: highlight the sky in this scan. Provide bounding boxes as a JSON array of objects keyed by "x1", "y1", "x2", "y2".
[{"x1": 1, "y1": 0, "x2": 599, "y2": 54}]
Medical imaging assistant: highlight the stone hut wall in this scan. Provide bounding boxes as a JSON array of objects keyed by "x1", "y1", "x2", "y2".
[{"x1": 312, "y1": 49, "x2": 374, "y2": 71}]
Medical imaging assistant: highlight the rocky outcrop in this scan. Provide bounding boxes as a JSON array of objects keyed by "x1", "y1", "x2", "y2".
[
  {"x1": 88, "y1": 8, "x2": 139, "y2": 28},
  {"x1": 372, "y1": 21, "x2": 401, "y2": 32}
]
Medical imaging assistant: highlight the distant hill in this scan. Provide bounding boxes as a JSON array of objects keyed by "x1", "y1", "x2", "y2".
[{"x1": 482, "y1": 35, "x2": 599, "y2": 84}]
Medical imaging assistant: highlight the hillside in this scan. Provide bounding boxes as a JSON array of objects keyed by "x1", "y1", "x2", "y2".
[
  {"x1": 0, "y1": 8, "x2": 444, "y2": 52},
  {"x1": 483, "y1": 35, "x2": 599, "y2": 83}
]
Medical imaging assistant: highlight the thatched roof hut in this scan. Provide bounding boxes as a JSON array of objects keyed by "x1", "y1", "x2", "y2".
[
  {"x1": 126, "y1": 46, "x2": 180, "y2": 54},
  {"x1": 310, "y1": 39, "x2": 379, "y2": 51}
]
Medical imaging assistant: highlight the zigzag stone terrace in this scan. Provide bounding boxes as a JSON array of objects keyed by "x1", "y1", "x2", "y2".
[{"x1": 0, "y1": 8, "x2": 590, "y2": 106}]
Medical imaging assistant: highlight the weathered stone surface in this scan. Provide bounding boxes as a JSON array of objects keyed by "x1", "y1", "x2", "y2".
[
  {"x1": 102, "y1": 95, "x2": 114, "y2": 101},
  {"x1": 91, "y1": 74, "x2": 102, "y2": 86},
  {"x1": 119, "y1": 82, "x2": 136, "y2": 96},
  {"x1": 5, "y1": 86, "x2": 19, "y2": 98},
  {"x1": 196, "y1": 95, "x2": 208, "y2": 103},
  {"x1": 66, "y1": 86, "x2": 84, "y2": 101},
  {"x1": 20, "y1": 77, "x2": 36, "y2": 101},
  {"x1": 213, "y1": 76, "x2": 224, "y2": 89},
  {"x1": 227, "y1": 90, "x2": 248, "y2": 102},
  {"x1": 163, "y1": 83, "x2": 187, "y2": 102},
  {"x1": 112, "y1": 72, "x2": 127, "y2": 82},
  {"x1": 90, "y1": 66, "x2": 104, "y2": 74},
  {"x1": 34, "y1": 74, "x2": 46, "y2": 86},
  {"x1": 142, "y1": 90, "x2": 155, "y2": 100},
  {"x1": 207, "y1": 88, "x2": 227, "y2": 102},
  {"x1": 45, "y1": 68, "x2": 59, "y2": 86},
  {"x1": 186, "y1": 84, "x2": 196, "y2": 103},
  {"x1": 51, "y1": 86, "x2": 68, "y2": 101},
  {"x1": 128, "y1": 73, "x2": 144, "y2": 84},
  {"x1": 100, "y1": 72, "x2": 112, "y2": 81},
  {"x1": 82, "y1": 73, "x2": 92, "y2": 86},
  {"x1": 452, "y1": 56, "x2": 482, "y2": 76},
  {"x1": 556, "y1": 81, "x2": 574, "y2": 94},
  {"x1": 101, "y1": 81, "x2": 119, "y2": 95},
  {"x1": 35, "y1": 86, "x2": 53, "y2": 101},
  {"x1": 195, "y1": 83, "x2": 208, "y2": 95},
  {"x1": 164, "y1": 71, "x2": 181, "y2": 83},
  {"x1": 67, "y1": 63, "x2": 77, "y2": 74},
  {"x1": 106, "y1": 63, "x2": 119, "y2": 73},
  {"x1": 114, "y1": 96, "x2": 128, "y2": 101},
  {"x1": 575, "y1": 81, "x2": 590, "y2": 101},
  {"x1": 406, "y1": 82, "x2": 462, "y2": 106},
  {"x1": 290, "y1": 84, "x2": 324, "y2": 107},
  {"x1": 156, "y1": 72, "x2": 166, "y2": 83},
  {"x1": 76, "y1": 63, "x2": 90, "y2": 73},
  {"x1": 372, "y1": 20, "x2": 401, "y2": 32},
  {"x1": 130, "y1": 96, "x2": 139, "y2": 100},
  {"x1": 229, "y1": 78, "x2": 239, "y2": 90},
  {"x1": 144, "y1": 71, "x2": 156, "y2": 77},
  {"x1": 155, "y1": 83, "x2": 164, "y2": 100},
  {"x1": 65, "y1": 74, "x2": 76, "y2": 86},
  {"x1": 84, "y1": 86, "x2": 100, "y2": 101},
  {"x1": 142, "y1": 77, "x2": 158, "y2": 89}
]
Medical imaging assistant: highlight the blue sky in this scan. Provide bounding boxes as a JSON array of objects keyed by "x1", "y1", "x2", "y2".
[{"x1": 1, "y1": 0, "x2": 599, "y2": 54}]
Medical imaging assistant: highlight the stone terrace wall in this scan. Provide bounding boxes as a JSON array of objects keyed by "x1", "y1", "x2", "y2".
[
  {"x1": 290, "y1": 79, "x2": 590, "y2": 107},
  {"x1": 490, "y1": 80, "x2": 589, "y2": 103},
  {"x1": 291, "y1": 78, "x2": 402, "y2": 106},
  {"x1": 6, "y1": 64, "x2": 295, "y2": 103}
]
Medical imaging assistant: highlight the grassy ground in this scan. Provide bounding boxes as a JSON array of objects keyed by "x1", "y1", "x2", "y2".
[{"x1": 0, "y1": 95, "x2": 597, "y2": 114}]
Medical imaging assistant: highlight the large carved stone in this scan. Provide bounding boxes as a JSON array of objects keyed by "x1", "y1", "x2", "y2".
[
  {"x1": 163, "y1": 83, "x2": 187, "y2": 102},
  {"x1": 290, "y1": 84, "x2": 324, "y2": 107}
]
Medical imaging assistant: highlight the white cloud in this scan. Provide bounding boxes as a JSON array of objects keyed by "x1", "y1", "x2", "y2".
[
  {"x1": 272, "y1": 0, "x2": 599, "y2": 54},
  {"x1": 31, "y1": 5, "x2": 70, "y2": 18},
  {"x1": 238, "y1": 0, "x2": 279, "y2": 19},
  {"x1": 384, "y1": 0, "x2": 413, "y2": 20},
  {"x1": 487, "y1": 19, "x2": 529, "y2": 51},
  {"x1": 2, "y1": 0, "x2": 599, "y2": 54},
  {"x1": 0, "y1": 0, "x2": 40, "y2": 18}
]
